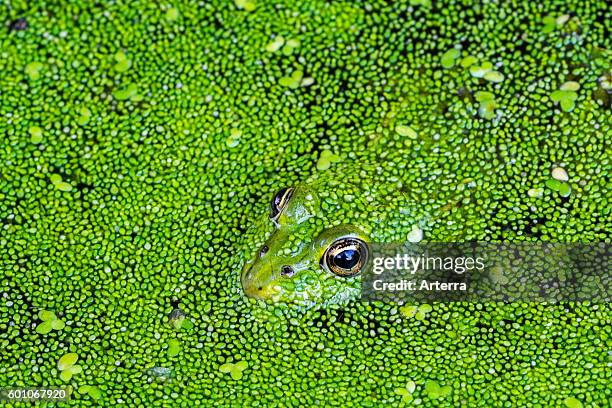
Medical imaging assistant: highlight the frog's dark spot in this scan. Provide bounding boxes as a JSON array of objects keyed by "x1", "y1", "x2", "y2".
[
  {"x1": 257, "y1": 286, "x2": 262, "y2": 291},
  {"x1": 280, "y1": 265, "x2": 295, "y2": 278},
  {"x1": 9, "y1": 18, "x2": 28, "y2": 31},
  {"x1": 259, "y1": 245, "x2": 269, "y2": 257}
]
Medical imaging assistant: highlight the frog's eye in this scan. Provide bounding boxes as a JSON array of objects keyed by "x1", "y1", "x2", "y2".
[
  {"x1": 321, "y1": 238, "x2": 368, "y2": 277},
  {"x1": 270, "y1": 187, "x2": 294, "y2": 220}
]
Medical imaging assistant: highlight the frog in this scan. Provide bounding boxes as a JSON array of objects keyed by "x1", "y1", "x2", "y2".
[{"x1": 240, "y1": 164, "x2": 446, "y2": 307}]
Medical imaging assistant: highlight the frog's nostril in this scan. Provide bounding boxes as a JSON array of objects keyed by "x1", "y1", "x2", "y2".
[
  {"x1": 258, "y1": 286, "x2": 262, "y2": 291},
  {"x1": 280, "y1": 265, "x2": 295, "y2": 278},
  {"x1": 259, "y1": 245, "x2": 269, "y2": 257}
]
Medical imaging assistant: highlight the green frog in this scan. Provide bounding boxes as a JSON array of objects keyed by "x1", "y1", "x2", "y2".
[{"x1": 240, "y1": 164, "x2": 466, "y2": 307}]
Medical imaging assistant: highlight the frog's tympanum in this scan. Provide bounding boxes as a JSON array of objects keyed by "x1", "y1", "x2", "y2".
[{"x1": 241, "y1": 165, "x2": 426, "y2": 307}]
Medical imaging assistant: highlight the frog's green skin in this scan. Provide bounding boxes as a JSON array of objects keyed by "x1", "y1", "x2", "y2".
[{"x1": 240, "y1": 164, "x2": 457, "y2": 307}]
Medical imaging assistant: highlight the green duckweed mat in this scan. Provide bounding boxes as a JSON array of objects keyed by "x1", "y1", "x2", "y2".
[{"x1": 0, "y1": 0, "x2": 610, "y2": 406}]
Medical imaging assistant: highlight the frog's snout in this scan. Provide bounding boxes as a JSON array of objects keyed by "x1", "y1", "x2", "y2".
[{"x1": 241, "y1": 259, "x2": 281, "y2": 300}]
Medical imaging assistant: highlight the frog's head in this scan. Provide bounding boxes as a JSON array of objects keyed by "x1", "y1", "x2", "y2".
[
  {"x1": 240, "y1": 165, "x2": 421, "y2": 307},
  {"x1": 241, "y1": 176, "x2": 378, "y2": 307}
]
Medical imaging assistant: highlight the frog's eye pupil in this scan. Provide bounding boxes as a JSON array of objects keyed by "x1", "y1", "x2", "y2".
[
  {"x1": 322, "y1": 238, "x2": 368, "y2": 277},
  {"x1": 333, "y1": 248, "x2": 359, "y2": 270},
  {"x1": 270, "y1": 187, "x2": 294, "y2": 220}
]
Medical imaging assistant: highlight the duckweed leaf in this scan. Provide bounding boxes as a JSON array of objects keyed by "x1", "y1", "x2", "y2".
[
  {"x1": 409, "y1": 0, "x2": 431, "y2": 6},
  {"x1": 55, "y1": 181, "x2": 73, "y2": 192},
  {"x1": 441, "y1": 48, "x2": 461, "y2": 69},
  {"x1": 552, "y1": 90, "x2": 578, "y2": 102},
  {"x1": 564, "y1": 397, "x2": 583, "y2": 408},
  {"x1": 407, "y1": 225, "x2": 423, "y2": 243},
  {"x1": 181, "y1": 319, "x2": 194, "y2": 330},
  {"x1": 25, "y1": 62, "x2": 44, "y2": 80},
  {"x1": 67, "y1": 364, "x2": 82, "y2": 375},
  {"x1": 59, "y1": 370, "x2": 72, "y2": 382},
  {"x1": 36, "y1": 320, "x2": 54, "y2": 334},
  {"x1": 551, "y1": 167, "x2": 569, "y2": 181},
  {"x1": 394, "y1": 387, "x2": 413, "y2": 403},
  {"x1": 77, "y1": 107, "x2": 91, "y2": 125},
  {"x1": 234, "y1": 361, "x2": 248, "y2": 371},
  {"x1": 86, "y1": 386, "x2": 102, "y2": 400},
  {"x1": 545, "y1": 179, "x2": 571, "y2": 197},
  {"x1": 219, "y1": 361, "x2": 248, "y2": 380},
  {"x1": 469, "y1": 62, "x2": 492, "y2": 78},
  {"x1": 556, "y1": 14, "x2": 570, "y2": 26},
  {"x1": 165, "y1": 7, "x2": 180, "y2": 22},
  {"x1": 489, "y1": 266, "x2": 509, "y2": 285},
  {"x1": 560, "y1": 81, "x2": 580, "y2": 91},
  {"x1": 460, "y1": 55, "x2": 477, "y2": 68},
  {"x1": 406, "y1": 380, "x2": 416, "y2": 394},
  {"x1": 301, "y1": 77, "x2": 315, "y2": 87},
  {"x1": 235, "y1": 0, "x2": 256, "y2": 12},
  {"x1": 418, "y1": 304, "x2": 432, "y2": 314},
  {"x1": 557, "y1": 183, "x2": 572, "y2": 197},
  {"x1": 265, "y1": 36, "x2": 285, "y2": 52},
  {"x1": 51, "y1": 319, "x2": 65, "y2": 330},
  {"x1": 316, "y1": 150, "x2": 342, "y2": 170},
  {"x1": 542, "y1": 15, "x2": 557, "y2": 33},
  {"x1": 113, "y1": 51, "x2": 131, "y2": 72},
  {"x1": 415, "y1": 304, "x2": 433, "y2": 320},
  {"x1": 79, "y1": 385, "x2": 102, "y2": 400},
  {"x1": 478, "y1": 99, "x2": 497, "y2": 120},
  {"x1": 560, "y1": 98, "x2": 575, "y2": 112},
  {"x1": 395, "y1": 125, "x2": 418, "y2": 138},
  {"x1": 226, "y1": 128, "x2": 242, "y2": 147},
  {"x1": 474, "y1": 91, "x2": 495, "y2": 102},
  {"x1": 484, "y1": 71, "x2": 504, "y2": 83},
  {"x1": 527, "y1": 187, "x2": 544, "y2": 198},
  {"x1": 58, "y1": 353, "x2": 79, "y2": 371},
  {"x1": 49, "y1": 174, "x2": 63, "y2": 184},
  {"x1": 400, "y1": 305, "x2": 418, "y2": 318},
  {"x1": 113, "y1": 83, "x2": 139, "y2": 100},
  {"x1": 545, "y1": 179, "x2": 563, "y2": 191},
  {"x1": 29, "y1": 126, "x2": 44, "y2": 144},
  {"x1": 39, "y1": 310, "x2": 56, "y2": 321},
  {"x1": 167, "y1": 339, "x2": 181, "y2": 357},
  {"x1": 282, "y1": 39, "x2": 300, "y2": 55},
  {"x1": 424, "y1": 380, "x2": 452, "y2": 399},
  {"x1": 279, "y1": 70, "x2": 303, "y2": 88}
]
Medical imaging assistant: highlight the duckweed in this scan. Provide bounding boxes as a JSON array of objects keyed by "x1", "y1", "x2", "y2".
[
  {"x1": 219, "y1": 361, "x2": 248, "y2": 380},
  {"x1": 35, "y1": 310, "x2": 66, "y2": 334},
  {"x1": 79, "y1": 385, "x2": 103, "y2": 400},
  {"x1": 113, "y1": 51, "x2": 131, "y2": 73},
  {"x1": 24, "y1": 61, "x2": 44, "y2": 80},
  {"x1": 395, "y1": 125, "x2": 418, "y2": 139},
  {"x1": 564, "y1": 397, "x2": 583, "y2": 408},
  {"x1": 440, "y1": 48, "x2": 461, "y2": 69},
  {"x1": 0, "y1": 0, "x2": 609, "y2": 406},
  {"x1": 29, "y1": 126, "x2": 43, "y2": 144},
  {"x1": 424, "y1": 380, "x2": 452, "y2": 399},
  {"x1": 167, "y1": 339, "x2": 181, "y2": 357},
  {"x1": 58, "y1": 353, "x2": 79, "y2": 371}
]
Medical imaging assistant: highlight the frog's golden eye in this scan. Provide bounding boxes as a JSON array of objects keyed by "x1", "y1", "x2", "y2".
[
  {"x1": 270, "y1": 187, "x2": 294, "y2": 220},
  {"x1": 321, "y1": 238, "x2": 368, "y2": 277}
]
